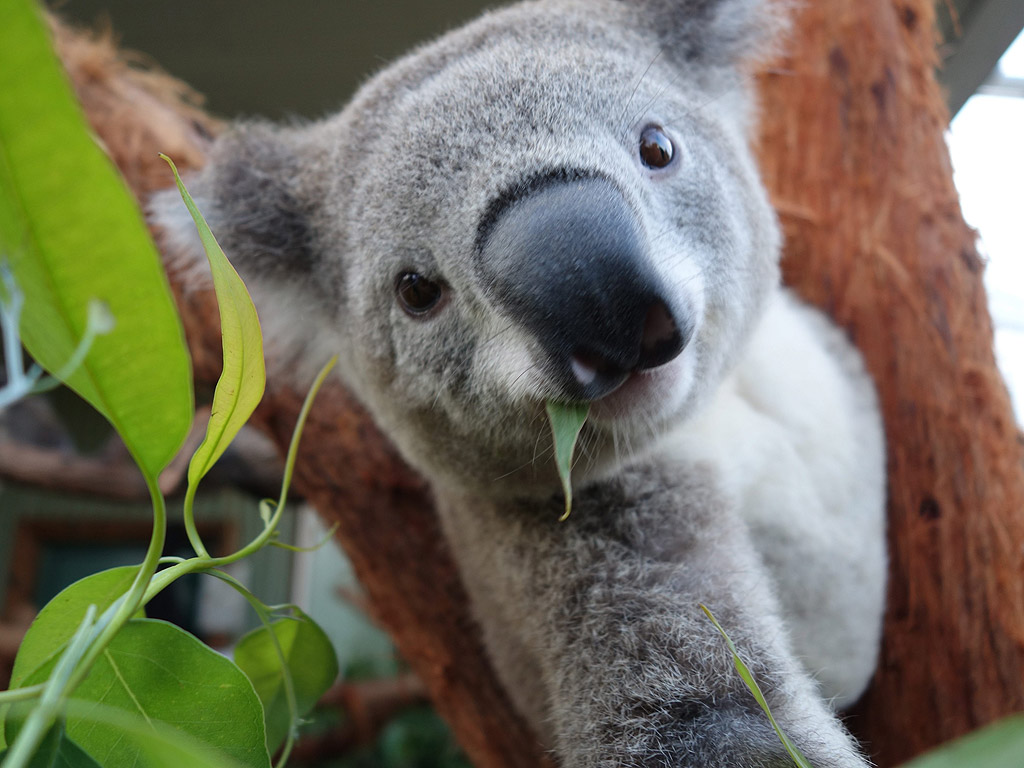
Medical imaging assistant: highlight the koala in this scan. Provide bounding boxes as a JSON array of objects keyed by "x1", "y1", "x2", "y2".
[{"x1": 152, "y1": 0, "x2": 887, "y2": 765}]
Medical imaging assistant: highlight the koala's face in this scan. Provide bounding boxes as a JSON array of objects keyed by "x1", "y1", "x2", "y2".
[{"x1": 157, "y1": 0, "x2": 781, "y2": 498}]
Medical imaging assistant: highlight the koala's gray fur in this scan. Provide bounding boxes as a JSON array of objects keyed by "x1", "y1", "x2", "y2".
[{"x1": 153, "y1": 0, "x2": 887, "y2": 765}]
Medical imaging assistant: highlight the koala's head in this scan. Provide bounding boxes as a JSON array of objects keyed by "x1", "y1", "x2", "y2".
[{"x1": 153, "y1": 0, "x2": 784, "y2": 499}]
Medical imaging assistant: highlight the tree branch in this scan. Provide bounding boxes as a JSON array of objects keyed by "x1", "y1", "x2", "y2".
[{"x1": 756, "y1": 1, "x2": 1024, "y2": 762}]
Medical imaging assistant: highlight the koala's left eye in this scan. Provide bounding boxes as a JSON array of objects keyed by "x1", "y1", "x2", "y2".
[
  {"x1": 396, "y1": 272, "x2": 444, "y2": 316},
  {"x1": 638, "y1": 125, "x2": 675, "y2": 169}
]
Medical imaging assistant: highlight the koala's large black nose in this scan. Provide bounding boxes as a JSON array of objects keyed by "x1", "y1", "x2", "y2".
[{"x1": 477, "y1": 176, "x2": 690, "y2": 399}]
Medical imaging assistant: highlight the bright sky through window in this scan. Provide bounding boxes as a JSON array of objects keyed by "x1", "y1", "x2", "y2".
[{"x1": 948, "y1": 28, "x2": 1024, "y2": 420}]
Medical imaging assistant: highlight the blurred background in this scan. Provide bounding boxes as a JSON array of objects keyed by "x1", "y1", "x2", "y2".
[
  {"x1": 51, "y1": 0, "x2": 497, "y2": 120},
  {"x1": 2, "y1": 1, "x2": 1022, "y2": 765}
]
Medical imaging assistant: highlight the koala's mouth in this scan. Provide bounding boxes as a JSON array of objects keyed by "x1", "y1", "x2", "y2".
[
  {"x1": 568, "y1": 351, "x2": 629, "y2": 392},
  {"x1": 575, "y1": 354, "x2": 686, "y2": 423}
]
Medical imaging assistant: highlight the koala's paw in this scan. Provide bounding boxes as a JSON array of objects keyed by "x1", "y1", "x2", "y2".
[{"x1": 556, "y1": 694, "x2": 870, "y2": 768}]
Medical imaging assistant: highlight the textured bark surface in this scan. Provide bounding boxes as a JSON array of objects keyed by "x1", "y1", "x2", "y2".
[
  {"x1": 755, "y1": 1, "x2": 1024, "y2": 764},
  {"x1": 53, "y1": 0, "x2": 1024, "y2": 765}
]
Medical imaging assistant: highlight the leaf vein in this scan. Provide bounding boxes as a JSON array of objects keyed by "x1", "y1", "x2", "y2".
[{"x1": 103, "y1": 648, "x2": 155, "y2": 729}]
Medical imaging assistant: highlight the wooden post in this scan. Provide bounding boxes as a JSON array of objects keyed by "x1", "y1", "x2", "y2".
[{"x1": 53, "y1": 0, "x2": 1024, "y2": 763}]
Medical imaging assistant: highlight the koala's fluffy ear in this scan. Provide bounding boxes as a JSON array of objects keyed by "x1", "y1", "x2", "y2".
[
  {"x1": 150, "y1": 122, "x2": 340, "y2": 377},
  {"x1": 615, "y1": 0, "x2": 789, "y2": 70},
  {"x1": 151, "y1": 122, "x2": 325, "y2": 292}
]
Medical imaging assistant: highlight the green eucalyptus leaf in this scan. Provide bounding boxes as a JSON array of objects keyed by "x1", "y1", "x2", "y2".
[
  {"x1": 160, "y1": 157, "x2": 266, "y2": 492},
  {"x1": 9, "y1": 567, "x2": 141, "y2": 691},
  {"x1": 545, "y1": 401, "x2": 589, "y2": 520},
  {"x1": 0, "y1": 724, "x2": 101, "y2": 768},
  {"x1": 0, "y1": 0, "x2": 193, "y2": 479},
  {"x1": 63, "y1": 702, "x2": 250, "y2": 768},
  {"x1": 13, "y1": 620, "x2": 270, "y2": 768},
  {"x1": 701, "y1": 605, "x2": 814, "y2": 768},
  {"x1": 234, "y1": 609, "x2": 339, "y2": 753},
  {"x1": 5, "y1": 724, "x2": 102, "y2": 768},
  {"x1": 900, "y1": 715, "x2": 1024, "y2": 768}
]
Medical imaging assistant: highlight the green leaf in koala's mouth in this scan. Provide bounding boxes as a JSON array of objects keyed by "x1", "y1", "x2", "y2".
[{"x1": 545, "y1": 401, "x2": 590, "y2": 521}]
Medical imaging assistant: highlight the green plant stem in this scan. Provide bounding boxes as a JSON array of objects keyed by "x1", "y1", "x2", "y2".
[
  {"x1": 47, "y1": 301, "x2": 113, "y2": 384},
  {"x1": 2, "y1": 359, "x2": 331, "y2": 766},
  {"x1": 63, "y1": 475, "x2": 167, "y2": 696},
  {"x1": 3, "y1": 477, "x2": 167, "y2": 767},
  {"x1": 0, "y1": 263, "x2": 44, "y2": 410},
  {"x1": 182, "y1": 480, "x2": 209, "y2": 559},
  {"x1": 147, "y1": 356, "x2": 335, "y2": 601},
  {"x1": 2, "y1": 607, "x2": 98, "y2": 768},
  {"x1": 0, "y1": 685, "x2": 45, "y2": 705},
  {"x1": 0, "y1": 266, "x2": 26, "y2": 381},
  {"x1": 203, "y1": 571, "x2": 300, "y2": 768},
  {"x1": 269, "y1": 523, "x2": 338, "y2": 553},
  {"x1": 276, "y1": 358, "x2": 335, "y2": 515}
]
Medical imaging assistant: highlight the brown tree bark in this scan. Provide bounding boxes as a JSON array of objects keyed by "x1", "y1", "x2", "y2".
[
  {"x1": 755, "y1": 1, "x2": 1024, "y2": 764},
  {"x1": 51, "y1": 0, "x2": 1024, "y2": 765}
]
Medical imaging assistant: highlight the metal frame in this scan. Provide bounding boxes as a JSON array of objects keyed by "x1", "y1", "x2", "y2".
[{"x1": 938, "y1": 0, "x2": 1024, "y2": 114}]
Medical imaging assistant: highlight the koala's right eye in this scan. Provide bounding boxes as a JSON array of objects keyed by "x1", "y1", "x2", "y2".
[
  {"x1": 638, "y1": 125, "x2": 675, "y2": 170},
  {"x1": 396, "y1": 272, "x2": 444, "y2": 316}
]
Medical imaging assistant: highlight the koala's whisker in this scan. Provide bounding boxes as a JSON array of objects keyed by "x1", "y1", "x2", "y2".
[
  {"x1": 607, "y1": 423, "x2": 628, "y2": 469},
  {"x1": 661, "y1": 71, "x2": 759, "y2": 125},
  {"x1": 610, "y1": 427, "x2": 623, "y2": 469},
  {"x1": 614, "y1": 47, "x2": 665, "y2": 134},
  {"x1": 699, "y1": 265, "x2": 762, "y2": 293},
  {"x1": 618, "y1": 427, "x2": 642, "y2": 470},
  {"x1": 431, "y1": 364, "x2": 454, "y2": 410},
  {"x1": 663, "y1": 265, "x2": 705, "y2": 295},
  {"x1": 531, "y1": 424, "x2": 548, "y2": 467},
  {"x1": 699, "y1": 265, "x2": 758, "y2": 285},
  {"x1": 576, "y1": 427, "x2": 598, "y2": 464},
  {"x1": 507, "y1": 361, "x2": 542, "y2": 395},
  {"x1": 640, "y1": 410, "x2": 662, "y2": 448},
  {"x1": 648, "y1": 223, "x2": 679, "y2": 245},
  {"x1": 491, "y1": 444, "x2": 552, "y2": 483},
  {"x1": 479, "y1": 320, "x2": 519, "y2": 347},
  {"x1": 430, "y1": 379, "x2": 446, "y2": 411},
  {"x1": 623, "y1": 68, "x2": 686, "y2": 140}
]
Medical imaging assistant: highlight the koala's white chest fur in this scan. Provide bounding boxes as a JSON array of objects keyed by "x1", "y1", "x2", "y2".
[{"x1": 663, "y1": 288, "x2": 886, "y2": 708}]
